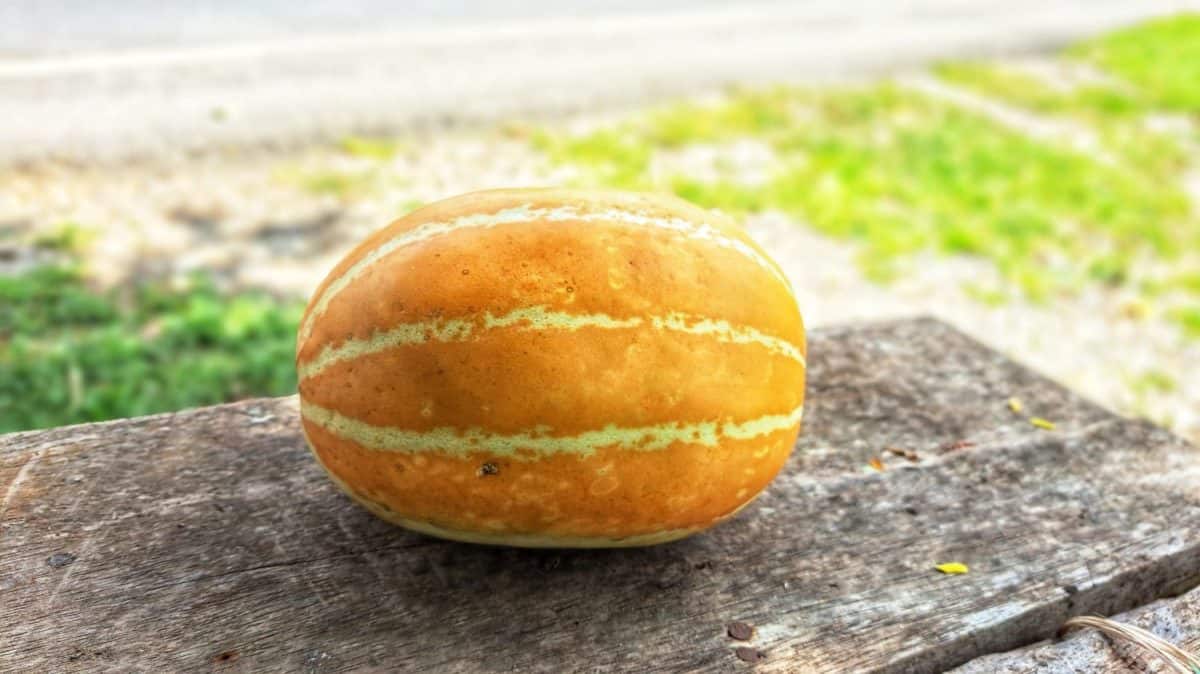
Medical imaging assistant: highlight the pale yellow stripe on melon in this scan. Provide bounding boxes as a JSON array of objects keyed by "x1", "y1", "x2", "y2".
[
  {"x1": 299, "y1": 204, "x2": 538, "y2": 344},
  {"x1": 298, "y1": 305, "x2": 803, "y2": 381},
  {"x1": 721, "y1": 407, "x2": 807, "y2": 440},
  {"x1": 650, "y1": 313, "x2": 805, "y2": 364},
  {"x1": 298, "y1": 306, "x2": 642, "y2": 380},
  {"x1": 482, "y1": 305, "x2": 643, "y2": 331},
  {"x1": 300, "y1": 399, "x2": 804, "y2": 460},
  {"x1": 297, "y1": 204, "x2": 791, "y2": 345},
  {"x1": 297, "y1": 317, "x2": 474, "y2": 381},
  {"x1": 539, "y1": 206, "x2": 790, "y2": 291}
]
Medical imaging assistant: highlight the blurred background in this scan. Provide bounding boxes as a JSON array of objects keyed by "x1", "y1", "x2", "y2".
[{"x1": 1, "y1": 1, "x2": 1198, "y2": 444}]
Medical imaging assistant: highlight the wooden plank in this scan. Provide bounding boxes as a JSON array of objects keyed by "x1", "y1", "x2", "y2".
[
  {"x1": 953, "y1": 584, "x2": 1200, "y2": 672},
  {"x1": 2, "y1": 318, "x2": 1198, "y2": 673}
]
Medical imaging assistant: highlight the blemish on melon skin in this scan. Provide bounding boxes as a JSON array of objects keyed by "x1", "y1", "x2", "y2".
[
  {"x1": 666, "y1": 494, "x2": 698, "y2": 513},
  {"x1": 589, "y1": 475, "x2": 620, "y2": 496},
  {"x1": 608, "y1": 267, "x2": 628, "y2": 290}
]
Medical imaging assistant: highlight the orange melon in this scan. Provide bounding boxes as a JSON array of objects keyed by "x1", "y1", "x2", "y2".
[{"x1": 296, "y1": 188, "x2": 805, "y2": 547}]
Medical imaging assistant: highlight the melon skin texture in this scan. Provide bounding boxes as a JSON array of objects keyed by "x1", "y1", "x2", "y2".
[{"x1": 296, "y1": 188, "x2": 806, "y2": 548}]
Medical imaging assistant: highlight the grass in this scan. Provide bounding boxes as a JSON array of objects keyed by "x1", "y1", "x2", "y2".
[
  {"x1": 536, "y1": 83, "x2": 1195, "y2": 295},
  {"x1": 0, "y1": 261, "x2": 303, "y2": 433},
  {"x1": 273, "y1": 135, "x2": 408, "y2": 198},
  {"x1": 1126, "y1": 368, "x2": 1182, "y2": 429},
  {"x1": 532, "y1": 128, "x2": 652, "y2": 189},
  {"x1": 1129, "y1": 369, "x2": 1179, "y2": 395},
  {"x1": 1170, "y1": 306, "x2": 1200, "y2": 338},
  {"x1": 340, "y1": 135, "x2": 404, "y2": 161},
  {"x1": 1071, "y1": 14, "x2": 1200, "y2": 113},
  {"x1": 285, "y1": 168, "x2": 378, "y2": 199},
  {"x1": 32, "y1": 222, "x2": 95, "y2": 252},
  {"x1": 931, "y1": 64, "x2": 1191, "y2": 182},
  {"x1": 932, "y1": 62, "x2": 1147, "y2": 117},
  {"x1": 533, "y1": 14, "x2": 1200, "y2": 323}
]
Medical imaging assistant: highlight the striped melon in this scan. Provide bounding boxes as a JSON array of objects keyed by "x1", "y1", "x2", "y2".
[{"x1": 296, "y1": 188, "x2": 805, "y2": 547}]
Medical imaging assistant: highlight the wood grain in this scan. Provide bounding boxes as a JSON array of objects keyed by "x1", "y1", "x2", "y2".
[
  {"x1": 953, "y1": 584, "x2": 1200, "y2": 672},
  {"x1": 2, "y1": 318, "x2": 1198, "y2": 673}
]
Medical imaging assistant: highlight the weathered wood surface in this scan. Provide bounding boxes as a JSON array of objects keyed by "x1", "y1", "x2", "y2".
[
  {"x1": 953, "y1": 584, "x2": 1200, "y2": 673},
  {"x1": 2, "y1": 318, "x2": 1198, "y2": 673}
]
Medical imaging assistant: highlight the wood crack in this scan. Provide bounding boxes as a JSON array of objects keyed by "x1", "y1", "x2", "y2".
[{"x1": 0, "y1": 449, "x2": 42, "y2": 522}]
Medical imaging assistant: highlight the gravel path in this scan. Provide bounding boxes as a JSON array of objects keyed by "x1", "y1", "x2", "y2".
[{"x1": 2, "y1": 115, "x2": 1197, "y2": 445}]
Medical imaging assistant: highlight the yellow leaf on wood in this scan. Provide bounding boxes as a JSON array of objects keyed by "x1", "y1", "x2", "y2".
[{"x1": 1030, "y1": 417, "x2": 1056, "y2": 430}]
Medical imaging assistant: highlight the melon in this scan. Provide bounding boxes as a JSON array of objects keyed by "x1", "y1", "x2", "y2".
[{"x1": 296, "y1": 188, "x2": 805, "y2": 547}]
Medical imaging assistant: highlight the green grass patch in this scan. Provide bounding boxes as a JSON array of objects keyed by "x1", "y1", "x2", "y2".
[
  {"x1": 1169, "y1": 271, "x2": 1200, "y2": 294},
  {"x1": 1169, "y1": 305, "x2": 1200, "y2": 338},
  {"x1": 768, "y1": 86, "x2": 1189, "y2": 289},
  {"x1": 644, "y1": 87, "x2": 796, "y2": 147},
  {"x1": 340, "y1": 135, "x2": 404, "y2": 161},
  {"x1": 275, "y1": 164, "x2": 386, "y2": 199},
  {"x1": 931, "y1": 62, "x2": 1190, "y2": 180},
  {"x1": 0, "y1": 262, "x2": 303, "y2": 433},
  {"x1": 933, "y1": 61, "x2": 1146, "y2": 117},
  {"x1": 31, "y1": 222, "x2": 94, "y2": 253},
  {"x1": 1071, "y1": 13, "x2": 1200, "y2": 113},
  {"x1": 535, "y1": 82, "x2": 1196, "y2": 301},
  {"x1": 532, "y1": 128, "x2": 652, "y2": 189},
  {"x1": 294, "y1": 169, "x2": 375, "y2": 198},
  {"x1": 961, "y1": 282, "x2": 1010, "y2": 307},
  {"x1": 1129, "y1": 369, "x2": 1179, "y2": 395}
]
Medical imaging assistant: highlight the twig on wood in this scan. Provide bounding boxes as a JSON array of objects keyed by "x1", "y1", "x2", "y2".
[{"x1": 1059, "y1": 615, "x2": 1200, "y2": 674}]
